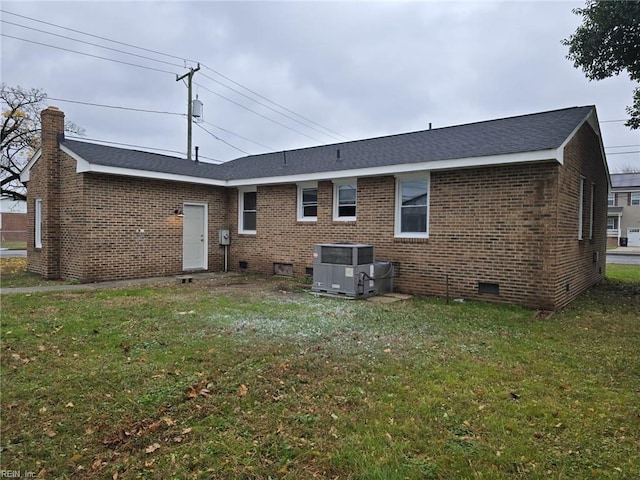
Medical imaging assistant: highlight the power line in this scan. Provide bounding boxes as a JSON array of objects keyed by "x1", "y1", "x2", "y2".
[
  {"x1": 195, "y1": 81, "x2": 324, "y2": 143},
  {"x1": 47, "y1": 96, "x2": 274, "y2": 151},
  {"x1": 47, "y1": 97, "x2": 185, "y2": 116},
  {"x1": 607, "y1": 151, "x2": 640, "y2": 156},
  {"x1": 199, "y1": 70, "x2": 346, "y2": 142},
  {"x1": 1, "y1": 19, "x2": 185, "y2": 70},
  {"x1": 194, "y1": 122, "x2": 250, "y2": 155},
  {"x1": 1, "y1": 8, "x2": 349, "y2": 142},
  {"x1": 201, "y1": 64, "x2": 350, "y2": 141},
  {"x1": 0, "y1": 9, "x2": 199, "y2": 66},
  {"x1": 201, "y1": 120, "x2": 275, "y2": 151},
  {"x1": 1, "y1": 34, "x2": 178, "y2": 75}
]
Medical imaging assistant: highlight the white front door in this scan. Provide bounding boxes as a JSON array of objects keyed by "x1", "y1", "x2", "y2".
[
  {"x1": 628, "y1": 228, "x2": 640, "y2": 247},
  {"x1": 183, "y1": 203, "x2": 207, "y2": 270}
]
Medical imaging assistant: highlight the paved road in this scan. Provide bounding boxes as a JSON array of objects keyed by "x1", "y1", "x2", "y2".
[
  {"x1": 0, "y1": 249, "x2": 26, "y2": 258},
  {"x1": 606, "y1": 254, "x2": 640, "y2": 265}
]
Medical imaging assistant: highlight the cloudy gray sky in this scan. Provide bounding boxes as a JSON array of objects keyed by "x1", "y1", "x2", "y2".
[{"x1": 1, "y1": 0, "x2": 638, "y2": 172}]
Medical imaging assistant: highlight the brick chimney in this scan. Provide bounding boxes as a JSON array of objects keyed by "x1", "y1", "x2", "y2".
[{"x1": 26, "y1": 107, "x2": 65, "y2": 278}]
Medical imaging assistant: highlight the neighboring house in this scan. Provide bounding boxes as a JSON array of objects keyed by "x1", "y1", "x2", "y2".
[
  {"x1": 0, "y1": 195, "x2": 27, "y2": 243},
  {"x1": 607, "y1": 173, "x2": 640, "y2": 247},
  {"x1": 20, "y1": 105, "x2": 609, "y2": 310}
]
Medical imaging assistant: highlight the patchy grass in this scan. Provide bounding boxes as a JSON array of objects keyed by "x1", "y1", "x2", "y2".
[
  {"x1": 0, "y1": 258, "x2": 68, "y2": 288},
  {"x1": 606, "y1": 263, "x2": 640, "y2": 283},
  {"x1": 1, "y1": 275, "x2": 639, "y2": 479},
  {"x1": 0, "y1": 241, "x2": 27, "y2": 250}
]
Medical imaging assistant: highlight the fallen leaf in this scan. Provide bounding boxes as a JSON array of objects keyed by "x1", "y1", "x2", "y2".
[
  {"x1": 199, "y1": 389, "x2": 211, "y2": 398},
  {"x1": 70, "y1": 454, "x2": 82, "y2": 462},
  {"x1": 173, "y1": 436, "x2": 183, "y2": 443},
  {"x1": 181, "y1": 427, "x2": 192, "y2": 435},
  {"x1": 383, "y1": 348, "x2": 392, "y2": 353},
  {"x1": 113, "y1": 472, "x2": 118, "y2": 480},
  {"x1": 46, "y1": 429, "x2": 57, "y2": 438},
  {"x1": 238, "y1": 384, "x2": 248, "y2": 396},
  {"x1": 186, "y1": 389, "x2": 197, "y2": 400},
  {"x1": 66, "y1": 402, "x2": 74, "y2": 408},
  {"x1": 162, "y1": 416, "x2": 176, "y2": 426},
  {"x1": 145, "y1": 443, "x2": 161, "y2": 454},
  {"x1": 39, "y1": 406, "x2": 48, "y2": 414}
]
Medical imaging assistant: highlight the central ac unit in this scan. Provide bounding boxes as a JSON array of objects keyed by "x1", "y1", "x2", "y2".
[{"x1": 312, "y1": 243, "x2": 392, "y2": 298}]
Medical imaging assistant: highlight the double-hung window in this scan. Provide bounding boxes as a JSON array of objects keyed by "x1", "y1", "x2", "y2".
[
  {"x1": 238, "y1": 187, "x2": 257, "y2": 234},
  {"x1": 297, "y1": 183, "x2": 318, "y2": 221},
  {"x1": 578, "y1": 177, "x2": 585, "y2": 240},
  {"x1": 608, "y1": 192, "x2": 615, "y2": 206},
  {"x1": 333, "y1": 180, "x2": 357, "y2": 221},
  {"x1": 35, "y1": 198, "x2": 42, "y2": 248},
  {"x1": 632, "y1": 192, "x2": 640, "y2": 206},
  {"x1": 395, "y1": 174, "x2": 429, "y2": 238}
]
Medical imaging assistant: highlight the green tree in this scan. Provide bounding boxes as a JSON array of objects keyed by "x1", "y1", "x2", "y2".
[
  {"x1": 562, "y1": 0, "x2": 640, "y2": 129},
  {"x1": 1, "y1": 84, "x2": 83, "y2": 201}
]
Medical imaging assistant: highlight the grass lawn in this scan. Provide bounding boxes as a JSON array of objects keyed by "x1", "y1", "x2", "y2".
[
  {"x1": 0, "y1": 241, "x2": 26, "y2": 250},
  {"x1": 1, "y1": 265, "x2": 639, "y2": 479}
]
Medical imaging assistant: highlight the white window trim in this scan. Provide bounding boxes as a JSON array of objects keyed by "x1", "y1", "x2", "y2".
[
  {"x1": 297, "y1": 182, "x2": 318, "y2": 222},
  {"x1": 578, "y1": 177, "x2": 585, "y2": 240},
  {"x1": 589, "y1": 183, "x2": 595, "y2": 240},
  {"x1": 35, "y1": 198, "x2": 42, "y2": 248},
  {"x1": 332, "y1": 178, "x2": 357, "y2": 222},
  {"x1": 608, "y1": 192, "x2": 615, "y2": 207},
  {"x1": 238, "y1": 186, "x2": 257, "y2": 235},
  {"x1": 394, "y1": 173, "x2": 430, "y2": 239},
  {"x1": 631, "y1": 192, "x2": 640, "y2": 206}
]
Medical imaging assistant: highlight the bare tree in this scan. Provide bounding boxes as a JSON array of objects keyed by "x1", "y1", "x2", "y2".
[{"x1": 1, "y1": 83, "x2": 83, "y2": 201}]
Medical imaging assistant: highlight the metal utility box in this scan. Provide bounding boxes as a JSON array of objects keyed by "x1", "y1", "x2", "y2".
[
  {"x1": 312, "y1": 243, "x2": 377, "y2": 297},
  {"x1": 218, "y1": 229, "x2": 230, "y2": 245}
]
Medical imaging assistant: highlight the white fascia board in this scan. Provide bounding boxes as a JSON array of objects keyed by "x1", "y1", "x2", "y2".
[
  {"x1": 61, "y1": 144, "x2": 227, "y2": 187},
  {"x1": 226, "y1": 149, "x2": 559, "y2": 187},
  {"x1": 556, "y1": 108, "x2": 610, "y2": 187},
  {"x1": 19, "y1": 149, "x2": 42, "y2": 182}
]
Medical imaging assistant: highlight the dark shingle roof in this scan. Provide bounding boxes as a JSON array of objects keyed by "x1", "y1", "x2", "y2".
[
  {"x1": 216, "y1": 106, "x2": 594, "y2": 180},
  {"x1": 610, "y1": 173, "x2": 640, "y2": 188},
  {"x1": 60, "y1": 106, "x2": 595, "y2": 182},
  {"x1": 61, "y1": 139, "x2": 223, "y2": 179}
]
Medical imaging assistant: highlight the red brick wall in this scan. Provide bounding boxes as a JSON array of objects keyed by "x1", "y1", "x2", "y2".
[
  {"x1": 229, "y1": 163, "x2": 565, "y2": 309},
  {"x1": 551, "y1": 122, "x2": 607, "y2": 308},
  {"x1": 69, "y1": 173, "x2": 227, "y2": 282},
  {"x1": 0, "y1": 213, "x2": 27, "y2": 242}
]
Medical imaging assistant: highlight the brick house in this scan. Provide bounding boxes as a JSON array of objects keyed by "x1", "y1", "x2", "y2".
[
  {"x1": 607, "y1": 173, "x2": 640, "y2": 247},
  {"x1": 21, "y1": 105, "x2": 609, "y2": 310}
]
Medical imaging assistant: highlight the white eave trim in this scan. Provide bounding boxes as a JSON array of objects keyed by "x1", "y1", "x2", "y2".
[
  {"x1": 226, "y1": 148, "x2": 560, "y2": 186},
  {"x1": 19, "y1": 149, "x2": 42, "y2": 182},
  {"x1": 61, "y1": 144, "x2": 227, "y2": 187}
]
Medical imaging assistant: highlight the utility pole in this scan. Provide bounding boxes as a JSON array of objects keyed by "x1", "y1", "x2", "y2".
[{"x1": 176, "y1": 63, "x2": 201, "y2": 160}]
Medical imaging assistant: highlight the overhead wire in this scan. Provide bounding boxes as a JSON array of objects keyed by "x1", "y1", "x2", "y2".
[
  {"x1": 1, "y1": 34, "x2": 178, "y2": 75},
  {"x1": 1, "y1": 8, "x2": 349, "y2": 143},
  {"x1": 194, "y1": 122, "x2": 250, "y2": 155}
]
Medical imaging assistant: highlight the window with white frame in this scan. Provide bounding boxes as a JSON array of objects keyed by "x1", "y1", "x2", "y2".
[
  {"x1": 607, "y1": 217, "x2": 618, "y2": 230},
  {"x1": 238, "y1": 187, "x2": 257, "y2": 234},
  {"x1": 589, "y1": 183, "x2": 595, "y2": 240},
  {"x1": 632, "y1": 192, "x2": 640, "y2": 206},
  {"x1": 35, "y1": 198, "x2": 42, "y2": 248},
  {"x1": 395, "y1": 174, "x2": 430, "y2": 238},
  {"x1": 333, "y1": 180, "x2": 357, "y2": 221},
  {"x1": 297, "y1": 183, "x2": 318, "y2": 221},
  {"x1": 608, "y1": 192, "x2": 615, "y2": 206},
  {"x1": 578, "y1": 177, "x2": 585, "y2": 240}
]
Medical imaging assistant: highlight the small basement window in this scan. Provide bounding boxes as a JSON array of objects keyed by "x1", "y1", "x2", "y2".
[{"x1": 478, "y1": 282, "x2": 500, "y2": 295}]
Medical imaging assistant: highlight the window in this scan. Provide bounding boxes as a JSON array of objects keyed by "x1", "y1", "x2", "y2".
[
  {"x1": 333, "y1": 180, "x2": 356, "y2": 221},
  {"x1": 589, "y1": 183, "x2": 595, "y2": 240},
  {"x1": 607, "y1": 217, "x2": 618, "y2": 230},
  {"x1": 608, "y1": 192, "x2": 615, "y2": 206},
  {"x1": 35, "y1": 198, "x2": 42, "y2": 248},
  {"x1": 395, "y1": 174, "x2": 429, "y2": 238},
  {"x1": 238, "y1": 187, "x2": 256, "y2": 234},
  {"x1": 632, "y1": 192, "x2": 640, "y2": 206},
  {"x1": 578, "y1": 177, "x2": 585, "y2": 240},
  {"x1": 297, "y1": 183, "x2": 317, "y2": 221}
]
